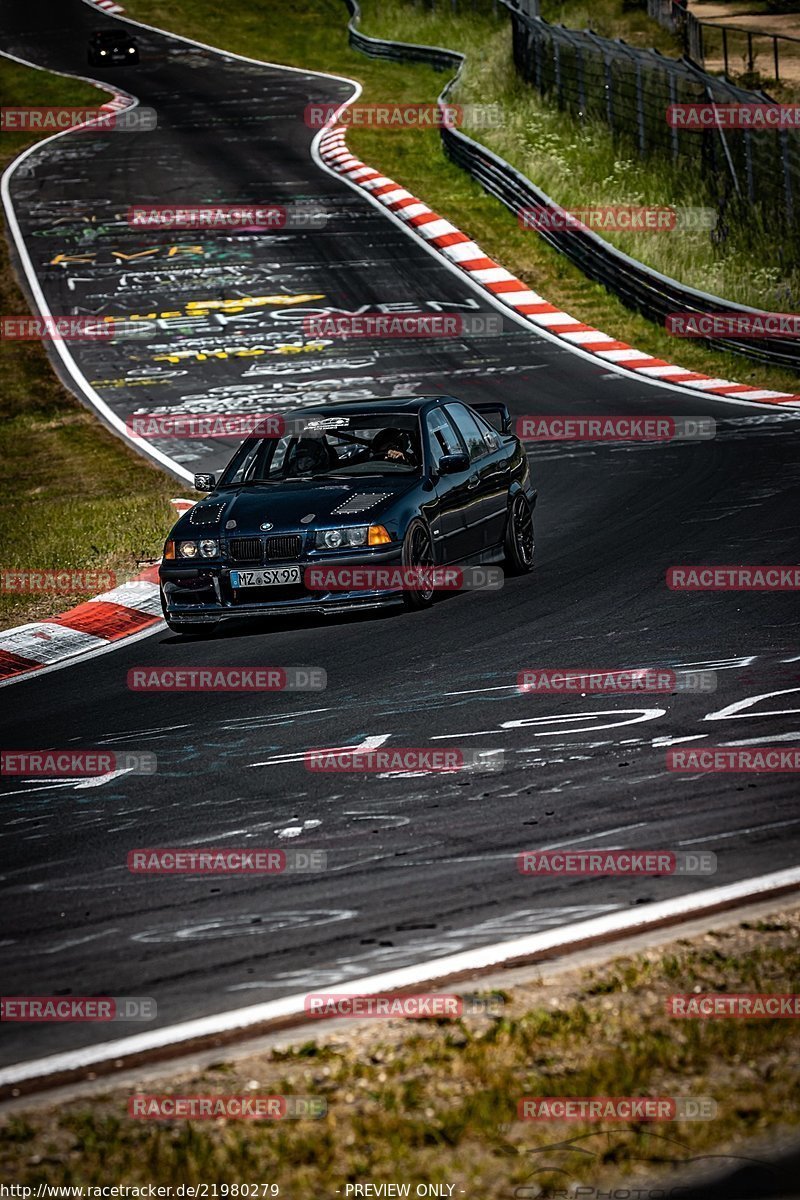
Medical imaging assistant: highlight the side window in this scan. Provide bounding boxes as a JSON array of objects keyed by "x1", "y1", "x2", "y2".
[
  {"x1": 227, "y1": 439, "x2": 265, "y2": 484},
  {"x1": 426, "y1": 408, "x2": 462, "y2": 466},
  {"x1": 472, "y1": 411, "x2": 500, "y2": 452},
  {"x1": 445, "y1": 404, "x2": 489, "y2": 463}
]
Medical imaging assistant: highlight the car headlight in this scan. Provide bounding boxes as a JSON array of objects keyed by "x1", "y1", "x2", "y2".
[
  {"x1": 178, "y1": 541, "x2": 198, "y2": 558},
  {"x1": 199, "y1": 539, "x2": 218, "y2": 558},
  {"x1": 128, "y1": 46, "x2": 136, "y2": 53},
  {"x1": 99, "y1": 49, "x2": 107, "y2": 55},
  {"x1": 315, "y1": 526, "x2": 368, "y2": 549}
]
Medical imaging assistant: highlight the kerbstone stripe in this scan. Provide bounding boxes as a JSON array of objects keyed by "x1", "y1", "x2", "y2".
[{"x1": 318, "y1": 124, "x2": 800, "y2": 408}]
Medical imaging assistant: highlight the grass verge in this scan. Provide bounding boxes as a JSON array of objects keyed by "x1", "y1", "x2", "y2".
[
  {"x1": 123, "y1": 0, "x2": 800, "y2": 394},
  {"x1": 542, "y1": 0, "x2": 683, "y2": 54},
  {"x1": 2, "y1": 908, "x2": 798, "y2": 1191},
  {"x1": 0, "y1": 59, "x2": 180, "y2": 630},
  {"x1": 361, "y1": 0, "x2": 800, "y2": 310}
]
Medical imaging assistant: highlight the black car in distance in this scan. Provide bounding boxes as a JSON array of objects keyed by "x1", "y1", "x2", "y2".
[{"x1": 87, "y1": 30, "x2": 139, "y2": 65}]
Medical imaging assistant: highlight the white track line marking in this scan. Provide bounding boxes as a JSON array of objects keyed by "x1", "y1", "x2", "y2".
[
  {"x1": 74, "y1": 768, "x2": 135, "y2": 789},
  {"x1": 0, "y1": 53, "x2": 193, "y2": 484},
  {"x1": 1, "y1": 866, "x2": 798, "y2": 1088},
  {"x1": 704, "y1": 687, "x2": 800, "y2": 721},
  {"x1": 678, "y1": 818, "x2": 800, "y2": 846},
  {"x1": 721, "y1": 731, "x2": 800, "y2": 745},
  {"x1": 247, "y1": 733, "x2": 390, "y2": 768}
]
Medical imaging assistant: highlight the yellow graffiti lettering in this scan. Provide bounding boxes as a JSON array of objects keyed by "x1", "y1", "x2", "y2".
[
  {"x1": 272, "y1": 341, "x2": 328, "y2": 354},
  {"x1": 185, "y1": 293, "x2": 324, "y2": 314},
  {"x1": 50, "y1": 253, "x2": 94, "y2": 264},
  {"x1": 111, "y1": 248, "x2": 161, "y2": 261}
]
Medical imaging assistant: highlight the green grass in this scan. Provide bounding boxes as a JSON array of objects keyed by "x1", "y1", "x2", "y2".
[
  {"x1": 2, "y1": 912, "x2": 798, "y2": 1192},
  {"x1": 0, "y1": 60, "x2": 184, "y2": 630},
  {"x1": 541, "y1": 0, "x2": 683, "y2": 54},
  {"x1": 361, "y1": 0, "x2": 800, "y2": 310}
]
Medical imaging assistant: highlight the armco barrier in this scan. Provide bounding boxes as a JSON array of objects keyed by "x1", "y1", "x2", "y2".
[{"x1": 338, "y1": 0, "x2": 800, "y2": 373}]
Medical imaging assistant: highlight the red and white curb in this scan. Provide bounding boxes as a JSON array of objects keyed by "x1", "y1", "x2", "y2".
[
  {"x1": 0, "y1": 500, "x2": 198, "y2": 684},
  {"x1": 318, "y1": 126, "x2": 800, "y2": 408},
  {"x1": 99, "y1": 93, "x2": 131, "y2": 113},
  {"x1": 0, "y1": 566, "x2": 163, "y2": 685},
  {"x1": 0, "y1": 498, "x2": 199, "y2": 684},
  {"x1": 89, "y1": 0, "x2": 126, "y2": 14}
]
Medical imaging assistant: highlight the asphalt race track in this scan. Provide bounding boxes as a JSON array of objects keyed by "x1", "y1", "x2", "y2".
[{"x1": 1, "y1": 0, "x2": 800, "y2": 1072}]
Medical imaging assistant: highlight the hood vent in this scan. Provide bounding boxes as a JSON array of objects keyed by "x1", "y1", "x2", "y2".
[
  {"x1": 331, "y1": 492, "x2": 391, "y2": 515},
  {"x1": 189, "y1": 503, "x2": 225, "y2": 526}
]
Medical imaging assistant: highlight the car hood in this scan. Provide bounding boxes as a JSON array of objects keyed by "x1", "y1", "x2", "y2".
[{"x1": 174, "y1": 478, "x2": 417, "y2": 536}]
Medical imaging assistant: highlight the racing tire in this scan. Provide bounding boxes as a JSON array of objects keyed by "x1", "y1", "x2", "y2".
[
  {"x1": 503, "y1": 493, "x2": 535, "y2": 575},
  {"x1": 401, "y1": 519, "x2": 436, "y2": 611}
]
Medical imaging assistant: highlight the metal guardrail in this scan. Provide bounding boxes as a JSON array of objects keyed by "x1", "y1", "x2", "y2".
[
  {"x1": 345, "y1": 0, "x2": 460, "y2": 69},
  {"x1": 336, "y1": 0, "x2": 800, "y2": 371}
]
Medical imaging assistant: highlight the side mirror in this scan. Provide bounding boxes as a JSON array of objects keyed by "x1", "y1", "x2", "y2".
[
  {"x1": 194, "y1": 473, "x2": 216, "y2": 492},
  {"x1": 438, "y1": 452, "x2": 469, "y2": 476}
]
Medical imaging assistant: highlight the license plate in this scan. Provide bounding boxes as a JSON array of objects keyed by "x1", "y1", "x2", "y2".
[{"x1": 230, "y1": 567, "x2": 301, "y2": 588}]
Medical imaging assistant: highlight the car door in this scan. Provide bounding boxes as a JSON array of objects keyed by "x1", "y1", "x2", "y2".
[
  {"x1": 444, "y1": 403, "x2": 510, "y2": 553},
  {"x1": 424, "y1": 407, "x2": 473, "y2": 564}
]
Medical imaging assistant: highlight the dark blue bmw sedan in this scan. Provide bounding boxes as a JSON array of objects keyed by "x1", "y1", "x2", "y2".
[{"x1": 158, "y1": 395, "x2": 536, "y2": 634}]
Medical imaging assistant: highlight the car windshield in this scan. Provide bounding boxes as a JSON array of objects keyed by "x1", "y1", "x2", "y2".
[{"x1": 219, "y1": 413, "x2": 423, "y2": 485}]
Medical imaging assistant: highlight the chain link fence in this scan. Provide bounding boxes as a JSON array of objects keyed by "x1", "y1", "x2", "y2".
[
  {"x1": 337, "y1": 0, "x2": 800, "y2": 368},
  {"x1": 506, "y1": 8, "x2": 799, "y2": 263}
]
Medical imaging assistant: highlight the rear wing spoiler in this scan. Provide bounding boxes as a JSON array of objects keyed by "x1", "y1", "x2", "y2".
[{"x1": 472, "y1": 402, "x2": 512, "y2": 435}]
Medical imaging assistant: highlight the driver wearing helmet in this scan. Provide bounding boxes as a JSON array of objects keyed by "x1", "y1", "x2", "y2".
[
  {"x1": 371, "y1": 427, "x2": 418, "y2": 466},
  {"x1": 291, "y1": 436, "x2": 338, "y2": 476}
]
